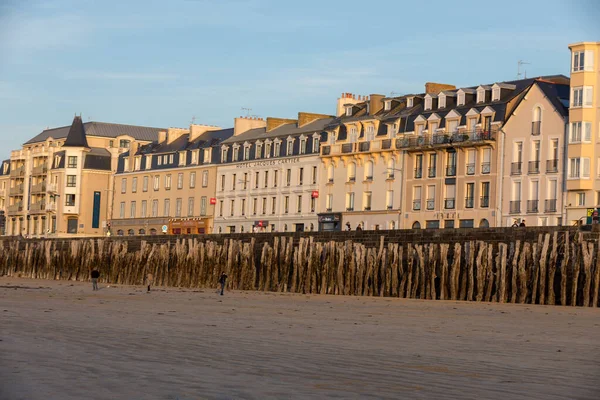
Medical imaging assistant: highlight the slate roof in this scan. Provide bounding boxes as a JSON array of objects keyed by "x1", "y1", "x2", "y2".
[
  {"x1": 63, "y1": 116, "x2": 89, "y2": 148},
  {"x1": 136, "y1": 128, "x2": 234, "y2": 155},
  {"x1": 221, "y1": 118, "x2": 334, "y2": 144},
  {"x1": 25, "y1": 121, "x2": 163, "y2": 145},
  {"x1": 84, "y1": 148, "x2": 111, "y2": 170},
  {"x1": 0, "y1": 160, "x2": 10, "y2": 176}
]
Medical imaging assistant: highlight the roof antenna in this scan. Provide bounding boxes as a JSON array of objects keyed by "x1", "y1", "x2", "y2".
[
  {"x1": 241, "y1": 107, "x2": 252, "y2": 117},
  {"x1": 517, "y1": 60, "x2": 530, "y2": 79},
  {"x1": 191, "y1": 115, "x2": 196, "y2": 124}
]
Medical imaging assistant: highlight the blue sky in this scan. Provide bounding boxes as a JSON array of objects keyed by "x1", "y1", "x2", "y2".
[{"x1": 0, "y1": 0, "x2": 598, "y2": 155}]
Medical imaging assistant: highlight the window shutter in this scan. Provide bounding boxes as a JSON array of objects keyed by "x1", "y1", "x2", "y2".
[
  {"x1": 584, "y1": 122, "x2": 592, "y2": 142},
  {"x1": 583, "y1": 158, "x2": 590, "y2": 178},
  {"x1": 584, "y1": 87, "x2": 593, "y2": 107},
  {"x1": 584, "y1": 50, "x2": 594, "y2": 71}
]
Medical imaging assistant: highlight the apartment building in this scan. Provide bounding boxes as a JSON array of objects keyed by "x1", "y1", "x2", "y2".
[
  {"x1": 0, "y1": 160, "x2": 10, "y2": 234},
  {"x1": 213, "y1": 113, "x2": 331, "y2": 234},
  {"x1": 112, "y1": 125, "x2": 233, "y2": 235},
  {"x1": 566, "y1": 42, "x2": 599, "y2": 224},
  {"x1": 4, "y1": 116, "x2": 161, "y2": 237}
]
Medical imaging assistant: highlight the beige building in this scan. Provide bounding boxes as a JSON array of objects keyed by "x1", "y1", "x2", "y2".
[
  {"x1": 4, "y1": 116, "x2": 161, "y2": 237},
  {"x1": 111, "y1": 125, "x2": 233, "y2": 235},
  {"x1": 565, "y1": 42, "x2": 600, "y2": 224}
]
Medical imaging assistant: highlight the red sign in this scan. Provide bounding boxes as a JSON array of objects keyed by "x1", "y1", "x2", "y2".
[
  {"x1": 311, "y1": 191, "x2": 319, "y2": 198},
  {"x1": 210, "y1": 198, "x2": 217, "y2": 205}
]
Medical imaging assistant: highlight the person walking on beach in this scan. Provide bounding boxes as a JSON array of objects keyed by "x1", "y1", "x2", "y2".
[
  {"x1": 218, "y1": 272, "x2": 228, "y2": 296},
  {"x1": 91, "y1": 269, "x2": 100, "y2": 291},
  {"x1": 146, "y1": 272, "x2": 154, "y2": 293}
]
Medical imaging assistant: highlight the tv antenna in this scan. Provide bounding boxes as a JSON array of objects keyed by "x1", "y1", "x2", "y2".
[
  {"x1": 241, "y1": 107, "x2": 252, "y2": 117},
  {"x1": 517, "y1": 60, "x2": 530, "y2": 79},
  {"x1": 191, "y1": 115, "x2": 196, "y2": 124},
  {"x1": 390, "y1": 91, "x2": 402, "y2": 97}
]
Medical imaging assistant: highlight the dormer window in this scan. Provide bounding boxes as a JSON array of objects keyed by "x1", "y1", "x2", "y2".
[
  {"x1": 457, "y1": 92, "x2": 465, "y2": 106},
  {"x1": 407, "y1": 97, "x2": 414, "y2": 107},
  {"x1": 492, "y1": 87, "x2": 501, "y2": 101},
  {"x1": 203, "y1": 148, "x2": 211, "y2": 164},
  {"x1": 286, "y1": 139, "x2": 294, "y2": 156},
  {"x1": 221, "y1": 147, "x2": 228, "y2": 162},
  {"x1": 438, "y1": 94, "x2": 446, "y2": 109},
  {"x1": 366, "y1": 125, "x2": 375, "y2": 141},
  {"x1": 232, "y1": 146, "x2": 240, "y2": 162},
  {"x1": 274, "y1": 141, "x2": 281, "y2": 156},
  {"x1": 265, "y1": 142, "x2": 272, "y2": 158},
  {"x1": 299, "y1": 137, "x2": 307, "y2": 154},
  {"x1": 191, "y1": 150, "x2": 199, "y2": 164},
  {"x1": 256, "y1": 142, "x2": 263, "y2": 159},
  {"x1": 243, "y1": 145, "x2": 251, "y2": 161},
  {"x1": 477, "y1": 89, "x2": 485, "y2": 103},
  {"x1": 328, "y1": 132, "x2": 336, "y2": 144},
  {"x1": 123, "y1": 158, "x2": 130, "y2": 172},
  {"x1": 312, "y1": 137, "x2": 320, "y2": 153},
  {"x1": 349, "y1": 126, "x2": 358, "y2": 142},
  {"x1": 178, "y1": 151, "x2": 186, "y2": 166},
  {"x1": 384, "y1": 100, "x2": 391, "y2": 111},
  {"x1": 119, "y1": 139, "x2": 130, "y2": 149},
  {"x1": 145, "y1": 156, "x2": 151, "y2": 169},
  {"x1": 134, "y1": 156, "x2": 141, "y2": 170},
  {"x1": 424, "y1": 96, "x2": 432, "y2": 111},
  {"x1": 345, "y1": 106, "x2": 353, "y2": 117}
]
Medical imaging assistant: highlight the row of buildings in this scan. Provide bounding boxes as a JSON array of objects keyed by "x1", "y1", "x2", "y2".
[{"x1": 0, "y1": 41, "x2": 598, "y2": 236}]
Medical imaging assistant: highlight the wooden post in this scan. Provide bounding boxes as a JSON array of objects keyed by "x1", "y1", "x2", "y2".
[
  {"x1": 439, "y1": 244, "x2": 449, "y2": 300},
  {"x1": 547, "y1": 232, "x2": 558, "y2": 305}
]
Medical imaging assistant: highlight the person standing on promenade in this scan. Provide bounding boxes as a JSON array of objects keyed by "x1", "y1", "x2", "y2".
[
  {"x1": 146, "y1": 272, "x2": 154, "y2": 293},
  {"x1": 218, "y1": 272, "x2": 228, "y2": 296},
  {"x1": 91, "y1": 269, "x2": 100, "y2": 291},
  {"x1": 520, "y1": 220, "x2": 526, "y2": 227}
]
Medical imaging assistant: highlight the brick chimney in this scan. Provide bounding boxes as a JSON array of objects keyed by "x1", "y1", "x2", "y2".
[
  {"x1": 233, "y1": 116, "x2": 266, "y2": 136},
  {"x1": 158, "y1": 131, "x2": 167, "y2": 143},
  {"x1": 336, "y1": 92, "x2": 365, "y2": 117},
  {"x1": 368, "y1": 94, "x2": 385, "y2": 115},
  {"x1": 166, "y1": 127, "x2": 189, "y2": 145},
  {"x1": 266, "y1": 117, "x2": 297, "y2": 132},
  {"x1": 189, "y1": 124, "x2": 222, "y2": 142},
  {"x1": 297, "y1": 112, "x2": 334, "y2": 128},
  {"x1": 425, "y1": 82, "x2": 456, "y2": 95}
]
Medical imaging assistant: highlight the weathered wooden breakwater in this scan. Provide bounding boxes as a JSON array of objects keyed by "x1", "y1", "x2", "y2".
[{"x1": 1, "y1": 227, "x2": 600, "y2": 307}]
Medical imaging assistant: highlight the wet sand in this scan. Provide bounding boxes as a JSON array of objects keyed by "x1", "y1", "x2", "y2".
[{"x1": 1, "y1": 277, "x2": 599, "y2": 400}]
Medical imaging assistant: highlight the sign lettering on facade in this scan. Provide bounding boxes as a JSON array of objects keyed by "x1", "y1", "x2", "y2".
[{"x1": 235, "y1": 157, "x2": 301, "y2": 169}]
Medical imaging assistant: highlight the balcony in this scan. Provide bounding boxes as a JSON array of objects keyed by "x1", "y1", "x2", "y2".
[
  {"x1": 446, "y1": 165, "x2": 456, "y2": 177},
  {"x1": 363, "y1": 206, "x2": 371, "y2": 211},
  {"x1": 546, "y1": 159, "x2": 558, "y2": 173},
  {"x1": 347, "y1": 177, "x2": 356, "y2": 183},
  {"x1": 321, "y1": 139, "x2": 396, "y2": 157},
  {"x1": 381, "y1": 139, "x2": 392, "y2": 150},
  {"x1": 528, "y1": 161, "x2": 540, "y2": 174},
  {"x1": 511, "y1": 162, "x2": 522, "y2": 175},
  {"x1": 480, "y1": 196, "x2": 490, "y2": 208},
  {"x1": 545, "y1": 199, "x2": 557, "y2": 212},
  {"x1": 30, "y1": 202, "x2": 46, "y2": 214},
  {"x1": 428, "y1": 167, "x2": 436, "y2": 178},
  {"x1": 7, "y1": 203, "x2": 23, "y2": 215},
  {"x1": 465, "y1": 197, "x2": 474, "y2": 209},
  {"x1": 531, "y1": 121, "x2": 541, "y2": 136},
  {"x1": 426, "y1": 199, "x2": 435, "y2": 210},
  {"x1": 365, "y1": 175, "x2": 373, "y2": 182},
  {"x1": 31, "y1": 182, "x2": 47, "y2": 194},
  {"x1": 9, "y1": 166, "x2": 24, "y2": 177},
  {"x1": 414, "y1": 168, "x2": 423, "y2": 179},
  {"x1": 31, "y1": 164, "x2": 48, "y2": 175},
  {"x1": 359, "y1": 142, "x2": 370, "y2": 152},
  {"x1": 509, "y1": 201, "x2": 521, "y2": 214},
  {"x1": 47, "y1": 183, "x2": 58, "y2": 193},
  {"x1": 466, "y1": 163, "x2": 475, "y2": 175},
  {"x1": 9, "y1": 185, "x2": 23, "y2": 196},
  {"x1": 395, "y1": 127, "x2": 497, "y2": 151},
  {"x1": 527, "y1": 200, "x2": 539, "y2": 213},
  {"x1": 322, "y1": 146, "x2": 331, "y2": 155},
  {"x1": 413, "y1": 200, "x2": 421, "y2": 211},
  {"x1": 444, "y1": 198, "x2": 455, "y2": 209},
  {"x1": 341, "y1": 143, "x2": 354, "y2": 153},
  {"x1": 386, "y1": 173, "x2": 395, "y2": 180},
  {"x1": 481, "y1": 162, "x2": 491, "y2": 174},
  {"x1": 346, "y1": 207, "x2": 354, "y2": 212}
]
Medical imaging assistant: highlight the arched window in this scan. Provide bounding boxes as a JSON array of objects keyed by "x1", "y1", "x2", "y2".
[
  {"x1": 347, "y1": 162, "x2": 356, "y2": 182},
  {"x1": 349, "y1": 126, "x2": 358, "y2": 143},
  {"x1": 117, "y1": 229, "x2": 124, "y2": 236},
  {"x1": 138, "y1": 229, "x2": 146, "y2": 235},
  {"x1": 127, "y1": 229, "x2": 135, "y2": 236},
  {"x1": 365, "y1": 160, "x2": 374, "y2": 180},
  {"x1": 412, "y1": 221, "x2": 421, "y2": 229},
  {"x1": 479, "y1": 218, "x2": 490, "y2": 228},
  {"x1": 327, "y1": 164, "x2": 334, "y2": 183},
  {"x1": 532, "y1": 106, "x2": 542, "y2": 135},
  {"x1": 150, "y1": 228, "x2": 157, "y2": 235},
  {"x1": 387, "y1": 158, "x2": 395, "y2": 179},
  {"x1": 533, "y1": 106, "x2": 542, "y2": 122}
]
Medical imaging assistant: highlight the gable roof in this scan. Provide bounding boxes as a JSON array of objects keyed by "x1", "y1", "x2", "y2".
[{"x1": 63, "y1": 116, "x2": 89, "y2": 148}]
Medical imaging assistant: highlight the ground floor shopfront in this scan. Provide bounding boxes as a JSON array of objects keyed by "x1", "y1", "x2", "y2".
[
  {"x1": 214, "y1": 216, "x2": 318, "y2": 234},
  {"x1": 110, "y1": 217, "x2": 213, "y2": 236}
]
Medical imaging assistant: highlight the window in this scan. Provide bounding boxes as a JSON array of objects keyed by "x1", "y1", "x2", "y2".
[
  {"x1": 287, "y1": 140, "x2": 294, "y2": 156},
  {"x1": 313, "y1": 137, "x2": 320, "y2": 153},
  {"x1": 109, "y1": 140, "x2": 114, "y2": 148},
  {"x1": 364, "y1": 160, "x2": 373, "y2": 180},
  {"x1": 221, "y1": 148, "x2": 228, "y2": 162},
  {"x1": 386, "y1": 190, "x2": 393, "y2": 210},
  {"x1": 272, "y1": 197, "x2": 277, "y2": 214},
  {"x1": 242, "y1": 172, "x2": 248, "y2": 190},
  {"x1": 457, "y1": 92, "x2": 465, "y2": 106},
  {"x1": 262, "y1": 197, "x2": 267, "y2": 214},
  {"x1": 286, "y1": 169, "x2": 291, "y2": 186},
  {"x1": 347, "y1": 163, "x2": 356, "y2": 182},
  {"x1": 67, "y1": 156, "x2": 77, "y2": 168},
  {"x1": 465, "y1": 183, "x2": 474, "y2": 208},
  {"x1": 349, "y1": 127, "x2": 358, "y2": 142},
  {"x1": 254, "y1": 172, "x2": 259, "y2": 189},
  {"x1": 428, "y1": 154, "x2": 436, "y2": 177},
  {"x1": 481, "y1": 182, "x2": 490, "y2": 207},
  {"x1": 446, "y1": 151, "x2": 457, "y2": 176},
  {"x1": 65, "y1": 194, "x2": 75, "y2": 206},
  {"x1": 384, "y1": 100, "x2": 391, "y2": 111},
  {"x1": 327, "y1": 164, "x2": 334, "y2": 183},
  {"x1": 413, "y1": 187, "x2": 422, "y2": 210},
  {"x1": 300, "y1": 138, "x2": 307, "y2": 154},
  {"x1": 190, "y1": 172, "x2": 196, "y2": 188},
  {"x1": 66, "y1": 175, "x2": 76, "y2": 187},
  {"x1": 274, "y1": 142, "x2": 281, "y2": 156},
  {"x1": 492, "y1": 88, "x2": 501, "y2": 101},
  {"x1": 153, "y1": 175, "x2": 160, "y2": 190},
  {"x1": 577, "y1": 192, "x2": 586, "y2": 206},
  {"x1": 134, "y1": 157, "x2": 141, "y2": 170},
  {"x1": 326, "y1": 194, "x2": 333, "y2": 211},
  {"x1": 191, "y1": 150, "x2": 199, "y2": 164},
  {"x1": 466, "y1": 150, "x2": 475, "y2": 175},
  {"x1": 168, "y1": 154, "x2": 173, "y2": 164},
  {"x1": 177, "y1": 173, "x2": 183, "y2": 189},
  {"x1": 152, "y1": 200, "x2": 158, "y2": 217},
  {"x1": 145, "y1": 156, "x2": 151, "y2": 170},
  {"x1": 240, "y1": 198, "x2": 246, "y2": 216},
  {"x1": 141, "y1": 200, "x2": 147, "y2": 217},
  {"x1": 416, "y1": 124, "x2": 425, "y2": 136},
  {"x1": 157, "y1": 156, "x2": 162, "y2": 166},
  {"x1": 132, "y1": 177, "x2": 137, "y2": 193},
  {"x1": 366, "y1": 125, "x2": 375, "y2": 141},
  {"x1": 232, "y1": 173, "x2": 237, "y2": 190},
  {"x1": 121, "y1": 178, "x2": 127, "y2": 193},
  {"x1": 163, "y1": 155, "x2": 168, "y2": 164},
  {"x1": 123, "y1": 158, "x2": 130, "y2": 171},
  {"x1": 570, "y1": 122, "x2": 592, "y2": 143},
  {"x1": 164, "y1": 199, "x2": 170, "y2": 216},
  {"x1": 220, "y1": 175, "x2": 226, "y2": 191},
  {"x1": 297, "y1": 195, "x2": 302, "y2": 213},
  {"x1": 424, "y1": 96, "x2": 432, "y2": 110},
  {"x1": 439, "y1": 95, "x2": 446, "y2": 108},
  {"x1": 255, "y1": 143, "x2": 262, "y2": 159},
  {"x1": 130, "y1": 201, "x2": 136, "y2": 218},
  {"x1": 477, "y1": 89, "x2": 485, "y2": 103},
  {"x1": 176, "y1": 198, "x2": 182, "y2": 217},
  {"x1": 415, "y1": 154, "x2": 423, "y2": 178},
  {"x1": 346, "y1": 106, "x2": 352, "y2": 116},
  {"x1": 273, "y1": 170, "x2": 278, "y2": 187},
  {"x1": 165, "y1": 174, "x2": 172, "y2": 190},
  {"x1": 427, "y1": 185, "x2": 435, "y2": 210},
  {"x1": 482, "y1": 148, "x2": 491, "y2": 174},
  {"x1": 407, "y1": 97, "x2": 414, "y2": 107},
  {"x1": 119, "y1": 140, "x2": 130, "y2": 148},
  {"x1": 265, "y1": 142, "x2": 272, "y2": 158},
  {"x1": 200, "y1": 197, "x2": 207, "y2": 216},
  {"x1": 346, "y1": 192, "x2": 355, "y2": 211},
  {"x1": 298, "y1": 167, "x2": 304, "y2": 185},
  {"x1": 444, "y1": 184, "x2": 456, "y2": 209},
  {"x1": 363, "y1": 192, "x2": 372, "y2": 211},
  {"x1": 219, "y1": 200, "x2": 224, "y2": 217},
  {"x1": 119, "y1": 202, "x2": 125, "y2": 218},
  {"x1": 179, "y1": 152, "x2": 186, "y2": 166},
  {"x1": 569, "y1": 158, "x2": 590, "y2": 179},
  {"x1": 203, "y1": 148, "x2": 211, "y2": 164},
  {"x1": 229, "y1": 200, "x2": 235, "y2": 216},
  {"x1": 312, "y1": 166, "x2": 317, "y2": 184},
  {"x1": 284, "y1": 196, "x2": 289, "y2": 214},
  {"x1": 429, "y1": 121, "x2": 438, "y2": 133},
  {"x1": 252, "y1": 198, "x2": 258, "y2": 215},
  {"x1": 142, "y1": 176, "x2": 149, "y2": 193},
  {"x1": 243, "y1": 146, "x2": 250, "y2": 161},
  {"x1": 447, "y1": 119, "x2": 458, "y2": 133},
  {"x1": 572, "y1": 50, "x2": 593, "y2": 72},
  {"x1": 188, "y1": 198, "x2": 194, "y2": 216},
  {"x1": 571, "y1": 86, "x2": 593, "y2": 108}
]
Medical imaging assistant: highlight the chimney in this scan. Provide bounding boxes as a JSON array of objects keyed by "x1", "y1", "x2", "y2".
[
  {"x1": 368, "y1": 94, "x2": 385, "y2": 115},
  {"x1": 166, "y1": 127, "x2": 189, "y2": 145},
  {"x1": 266, "y1": 117, "x2": 297, "y2": 132},
  {"x1": 189, "y1": 124, "x2": 222, "y2": 142},
  {"x1": 336, "y1": 92, "x2": 364, "y2": 117},
  {"x1": 425, "y1": 82, "x2": 456, "y2": 95},
  {"x1": 297, "y1": 112, "x2": 334, "y2": 128},
  {"x1": 158, "y1": 131, "x2": 167, "y2": 143},
  {"x1": 233, "y1": 116, "x2": 266, "y2": 136}
]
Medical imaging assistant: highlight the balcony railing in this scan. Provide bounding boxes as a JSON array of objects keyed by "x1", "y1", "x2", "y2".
[
  {"x1": 32, "y1": 164, "x2": 48, "y2": 175},
  {"x1": 428, "y1": 167, "x2": 436, "y2": 178},
  {"x1": 446, "y1": 165, "x2": 456, "y2": 177},
  {"x1": 509, "y1": 201, "x2": 521, "y2": 214},
  {"x1": 527, "y1": 200, "x2": 539, "y2": 213},
  {"x1": 359, "y1": 142, "x2": 370, "y2": 152},
  {"x1": 413, "y1": 200, "x2": 421, "y2": 211},
  {"x1": 480, "y1": 196, "x2": 490, "y2": 208},
  {"x1": 395, "y1": 128, "x2": 497, "y2": 150},
  {"x1": 346, "y1": 207, "x2": 354, "y2": 212},
  {"x1": 9, "y1": 185, "x2": 23, "y2": 196},
  {"x1": 31, "y1": 182, "x2": 47, "y2": 194},
  {"x1": 511, "y1": 162, "x2": 522, "y2": 175},
  {"x1": 47, "y1": 183, "x2": 58, "y2": 193},
  {"x1": 466, "y1": 163, "x2": 475, "y2": 175},
  {"x1": 347, "y1": 177, "x2": 356, "y2": 183},
  {"x1": 481, "y1": 162, "x2": 491, "y2": 174},
  {"x1": 528, "y1": 161, "x2": 540, "y2": 174},
  {"x1": 341, "y1": 143, "x2": 354, "y2": 153},
  {"x1": 546, "y1": 159, "x2": 558, "y2": 173},
  {"x1": 321, "y1": 146, "x2": 331, "y2": 155},
  {"x1": 444, "y1": 198, "x2": 455, "y2": 209},
  {"x1": 414, "y1": 168, "x2": 423, "y2": 179},
  {"x1": 465, "y1": 197, "x2": 474, "y2": 208},
  {"x1": 532, "y1": 121, "x2": 541, "y2": 136},
  {"x1": 9, "y1": 166, "x2": 25, "y2": 177},
  {"x1": 426, "y1": 199, "x2": 435, "y2": 210},
  {"x1": 545, "y1": 199, "x2": 557, "y2": 212},
  {"x1": 381, "y1": 139, "x2": 392, "y2": 150},
  {"x1": 365, "y1": 175, "x2": 373, "y2": 181},
  {"x1": 7, "y1": 203, "x2": 23, "y2": 214},
  {"x1": 30, "y1": 202, "x2": 46, "y2": 213},
  {"x1": 363, "y1": 206, "x2": 371, "y2": 211},
  {"x1": 46, "y1": 202, "x2": 57, "y2": 212}
]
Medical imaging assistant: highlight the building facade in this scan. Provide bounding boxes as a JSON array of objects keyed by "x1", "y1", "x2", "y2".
[
  {"x1": 111, "y1": 125, "x2": 233, "y2": 235},
  {"x1": 566, "y1": 42, "x2": 599, "y2": 224},
  {"x1": 213, "y1": 114, "x2": 331, "y2": 234}
]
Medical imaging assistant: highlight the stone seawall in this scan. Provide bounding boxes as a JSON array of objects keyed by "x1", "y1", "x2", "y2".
[{"x1": 1, "y1": 227, "x2": 599, "y2": 307}]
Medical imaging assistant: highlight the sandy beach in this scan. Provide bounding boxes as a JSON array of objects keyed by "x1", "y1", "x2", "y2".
[{"x1": 1, "y1": 277, "x2": 599, "y2": 400}]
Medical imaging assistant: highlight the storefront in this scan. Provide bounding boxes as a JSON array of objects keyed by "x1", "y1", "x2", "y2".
[
  {"x1": 169, "y1": 217, "x2": 211, "y2": 235},
  {"x1": 318, "y1": 213, "x2": 342, "y2": 232},
  {"x1": 252, "y1": 220, "x2": 269, "y2": 233}
]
